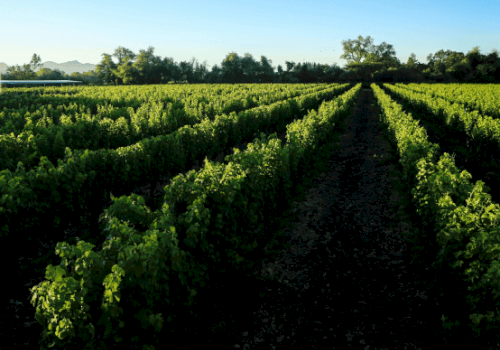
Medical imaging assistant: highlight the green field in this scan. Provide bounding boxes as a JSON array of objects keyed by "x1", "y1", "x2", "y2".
[{"x1": 3, "y1": 82, "x2": 500, "y2": 349}]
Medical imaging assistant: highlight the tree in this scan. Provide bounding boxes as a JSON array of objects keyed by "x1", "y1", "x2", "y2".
[
  {"x1": 466, "y1": 46, "x2": 482, "y2": 70},
  {"x1": 240, "y1": 53, "x2": 258, "y2": 83},
  {"x1": 30, "y1": 54, "x2": 43, "y2": 72},
  {"x1": 276, "y1": 64, "x2": 284, "y2": 83},
  {"x1": 147, "y1": 55, "x2": 164, "y2": 84},
  {"x1": 133, "y1": 46, "x2": 156, "y2": 84},
  {"x1": 364, "y1": 52, "x2": 400, "y2": 70},
  {"x1": 339, "y1": 36, "x2": 400, "y2": 81},
  {"x1": 464, "y1": 47, "x2": 499, "y2": 83},
  {"x1": 36, "y1": 67, "x2": 53, "y2": 79},
  {"x1": 285, "y1": 61, "x2": 296, "y2": 72},
  {"x1": 169, "y1": 61, "x2": 183, "y2": 83},
  {"x1": 70, "y1": 70, "x2": 101, "y2": 85},
  {"x1": 258, "y1": 55, "x2": 274, "y2": 83},
  {"x1": 156, "y1": 56, "x2": 177, "y2": 83},
  {"x1": 364, "y1": 41, "x2": 399, "y2": 69},
  {"x1": 113, "y1": 46, "x2": 136, "y2": 65},
  {"x1": 445, "y1": 52, "x2": 465, "y2": 69},
  {"x1": 221, "y1": 52, "x2": 244, "y2": 83},
  {"x1": 3, "y1": 53, "x2": 42, "y2": 80},
  {"x1": 339, "y1": 70, "x2": 358, "y2": 82},
  {"x1": 193, "y1": 60, "x2": 209, "y2": 83},
  {"x1": 109, "y1": 47, "x2": 138, "y2": 84},
  {"x1": 95, "y1": 53, "x2": 117, "y2": 84},
  {"x1": 5, "y1": 64, "x2": 36, "y2": 80},
  {"x1": 207, "y1": 64, "x2": 223, "y2": 83},
  {"x1": 322, "y1": 63, "x2": 344, "y2": 82},
  {"x1": 371, "y1": 41, "x2": 396, "y2": 58},
  {"x1": 346, "y1": 61, "x2": 381, "y2": 82},
  {"x1": 296, "y1": 63, "x2": 314, "y2": 83},
  {"x1": 340, "y1": 35, "x2": 375, "y2": 63},
  {"x1": 424, "y1": 49, "x2": 469, "y2": 80},
  {"x1": 446, "y1": 61, "x2": 469, "y2": 82},
  {"x1": 483, "y1": 49, "x2": 500, "y2": 65},
  {"x1": 178, "y1": 59, "x2": 195, "y2": 82},
  {"x1": 484, "y1": 49, "x2": 500, "y2": 81},
  {"x1": 405, "y1": 53, "x2": 420, "y2": 68},
  {"x1": 36, "y1": 67, "x2": 65, "y2": 80},
  {"x1": 112, "y1": 59, "x2": 135, "y2": 84},
  {"x1": 312, "y1": 63, "x2": 328, "y2": 82},
  {"x1": 282, "y1": 61, "x2": 299, "y2": 83}
]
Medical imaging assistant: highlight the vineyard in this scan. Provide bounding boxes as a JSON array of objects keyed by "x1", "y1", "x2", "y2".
[{"x1": 2, "y1": 82, "x2": 500, "y2": 349}]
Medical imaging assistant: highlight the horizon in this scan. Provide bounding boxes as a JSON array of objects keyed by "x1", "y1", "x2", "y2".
[
  {"x1": 0, "y1": 60, "x2": 95, "y2": 66},
  {"x1": 0, "y1": 60, "x2": 97, "y2": 75},
  {"x1": 2, "y1": 0, "x2": 499, "y2": 70}
]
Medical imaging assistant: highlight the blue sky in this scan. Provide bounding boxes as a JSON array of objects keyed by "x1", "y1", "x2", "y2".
[{"x1": 2, "y1": 0, "x2": 499, "y2": 70}]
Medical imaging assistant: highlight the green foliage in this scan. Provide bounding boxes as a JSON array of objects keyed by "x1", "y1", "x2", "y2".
[
  {"x1": 113, "y1": 61, "x2": 136, "y2": 85},
  {"x1": 5, "y1": 63, "x2": 36, "y2": 80},
  {"x1": 36, "y1": 67, "x2": 66, "y2": 80},
  {"x1": 2, "y1": 41, "x2": 500, "y2": 86},
  {"x1": 373, "y1": 82, "x2": 500, "y2": 343},
  {"x1": 30, "y1": 53, "x2": 43, "y2": 72},
  {"x1": 53, "y1": 130, "x2": 67, "y2": 159},
  {"x1": 24, "y1": 83, "x2": 361, "y2": 348},
  {"x1": 340, "y1": 35, "x2": 375, "y2": 63},
  {"x1": 100, "y1": 193, "x2": 159, "y2": 234},
  {"x1": 95, "y1": 53, "x2": 118, "y2": 85}
]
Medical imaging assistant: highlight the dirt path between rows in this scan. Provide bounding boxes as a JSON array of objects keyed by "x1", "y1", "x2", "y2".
[{"x1": 198, "y1": 88, "x2": 452, "y2": 349}]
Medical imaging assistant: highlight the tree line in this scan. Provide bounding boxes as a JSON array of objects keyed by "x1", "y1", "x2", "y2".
[{"x1": 2, "y1": 36, "x2": 500, "y2": 85}]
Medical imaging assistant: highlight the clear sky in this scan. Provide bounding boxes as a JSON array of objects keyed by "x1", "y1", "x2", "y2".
[{"x1": 2, "y1": 0, "x2": 499, "y2": 70}]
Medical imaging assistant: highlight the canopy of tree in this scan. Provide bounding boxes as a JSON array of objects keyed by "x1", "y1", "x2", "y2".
[{"x1": 2, "y1": 39, "x2": 499, "y2": 85}]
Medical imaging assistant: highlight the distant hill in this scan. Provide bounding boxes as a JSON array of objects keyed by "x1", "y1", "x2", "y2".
[{"x1": 0, "y1": 60, "x2": 97, "y2": 75}]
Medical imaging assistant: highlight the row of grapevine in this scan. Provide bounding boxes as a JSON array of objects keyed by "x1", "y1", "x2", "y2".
[
  {"x1": 0, "y1": 83, "x2": 327, "y2": 118},
  {"x1": 0, "y1": 84, "x2": 332, "y2": 172},
  {"x1": 395, "y1": 83, "x2": 500, "y2": 119},
  {"x1": 29, "y1": 83, "x2": 362, "y2": 350},
  {"x1": 0, "y1": 83, "x2": 323, "y2": 109},
  {"x1": 372, "y1": 83, "x2": 500, "y2": 345},
  {"x1": 0, "y1": 84, "x2": 351, "y2": 243},
  {"x1": 381, "y1": 83, "x2": 500, "y2": 170},
  {"x1": 0, "y1": 84, "x2": 328, "y2": 133}
]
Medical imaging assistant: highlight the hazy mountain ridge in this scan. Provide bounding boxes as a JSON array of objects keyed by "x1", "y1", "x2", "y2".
[{"x1": 0, "y1": 61, "x2": 96, "y2": 75}]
